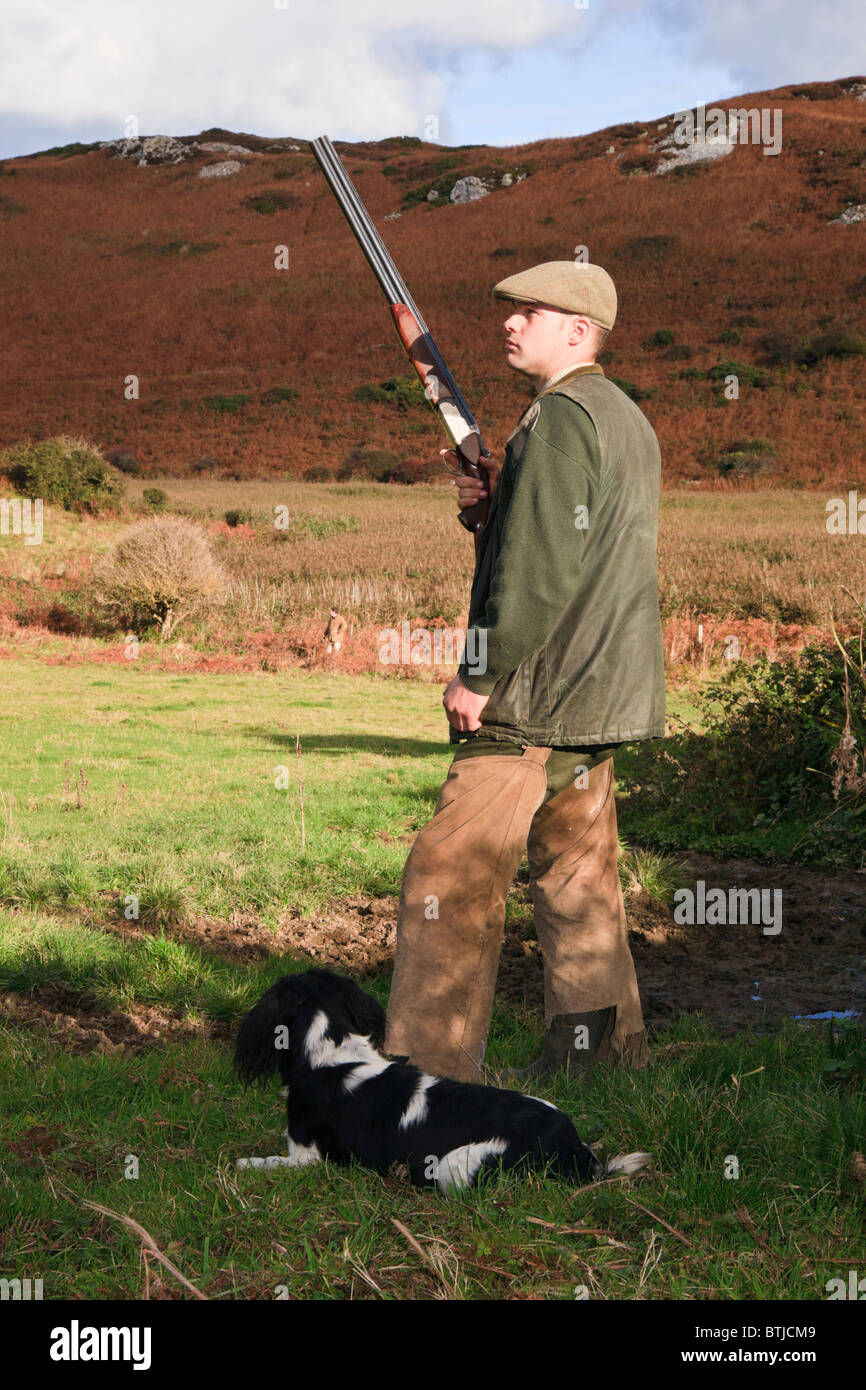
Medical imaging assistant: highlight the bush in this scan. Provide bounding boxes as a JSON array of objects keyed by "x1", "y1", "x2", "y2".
[
  {"x1": 104, "y1": 449, "x2": 141, "y2": 476},
  {"x1": 663, "y1": 344, "x2": 694, "y2": 361},
  {"x1": 610, "y1": 377, "x2": 656, "y2": 402},
  {"x1": 0, "y1": 436, "x2": 124, "y2": 513},
  {"x1": 142, "y1": 487, "x2": 168, "y2": 512},
  {"x1": 707, "y1": 359, "x2": 767, "y2": 388},
  {"x1": 619, "y1": 234, "x2": 676, "y2": 261},
  {"x1": 261, "y1": 385, "x2": 300, "y2": 405},
  {"x1": 337, "y1": 447, "x2": 400, "y2": 481},
  {"x1": 243, "y1": 191, "x2": 301, "y2": 215},
  {"x1": 803, "y1": 327, "x2": 866, "y2": 364},
  {"x1": 621, "y1": 633, "x2": 866, "y2": 867},
  {"x1": 303, "y1": 466, "x2": 333, "y2": 482},
  {"x1": 204, "y1": 394, "x2": 248, "y2": 413},
  {"x1": 354, "y1": 375, "x2": 427, "y2": 410},
  {"x1": 642, "y1": 329, "x2": 676, "y2": 350},
  {"x1": 224, "y1": 509, "x2": 253, "y2": 527},
  {"x1": 93, "y1": 516, "x2": 227, "y2": 639},
  {"x1": 759, "y1": 327, "x2": 866, "y2": 368},
  {"x1": 381, "y1": 456, "x2": 443, "y2": 484},
  {"x1": 713, "y1": 438, "x2": 776, "y2": 477},
  {"x1": 718, "y1": 328, "x2": 740, "y2": 345}
]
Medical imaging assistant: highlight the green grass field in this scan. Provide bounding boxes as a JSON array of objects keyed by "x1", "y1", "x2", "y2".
[{"x1": 1, "y1": 659, "x2": 864, "y2": 1300}]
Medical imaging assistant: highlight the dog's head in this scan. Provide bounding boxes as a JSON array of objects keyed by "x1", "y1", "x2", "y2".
[{"x1": 235, "y1": 968, "x2": 386, "y2": 1086}]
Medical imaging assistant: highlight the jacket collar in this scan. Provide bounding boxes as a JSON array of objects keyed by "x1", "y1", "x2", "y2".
[{"x1": 537, "y1": 361, "x2": 605, "y2": 398}]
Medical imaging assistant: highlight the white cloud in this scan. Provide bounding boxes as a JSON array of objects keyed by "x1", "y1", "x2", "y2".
[
  {"x1": 0, "y1": 0, "x2": 579, "y2": 143},
  {"x1": 611, "y1": 0, "x2": 866, "y2": 92}
]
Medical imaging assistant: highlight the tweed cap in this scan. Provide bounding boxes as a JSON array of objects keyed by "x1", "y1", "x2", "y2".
[{"x1": 492, "y1": 261, "x2": 617, "y2": 330}]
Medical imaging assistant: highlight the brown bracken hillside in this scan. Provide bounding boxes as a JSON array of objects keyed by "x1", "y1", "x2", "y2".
[{"x1": 1, "y1": 77, "x2": 865, "y2": 485}]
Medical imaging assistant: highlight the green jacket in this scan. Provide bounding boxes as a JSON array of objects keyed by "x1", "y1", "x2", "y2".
[{"x1": 454, "y1": 363, "x2": 665, "y2": 747}]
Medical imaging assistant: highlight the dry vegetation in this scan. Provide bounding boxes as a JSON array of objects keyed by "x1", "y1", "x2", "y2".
[
  {"x1": 0, "y1": 477, "x2": 863, "y2": 672},
  {"x1": 1, "y1": 79, "x2": 864, "y2": 484}
]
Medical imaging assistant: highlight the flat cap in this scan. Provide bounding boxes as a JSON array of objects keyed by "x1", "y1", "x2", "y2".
[{"x1": 492, "y1": 260, "x2": 617, "y2": 331}]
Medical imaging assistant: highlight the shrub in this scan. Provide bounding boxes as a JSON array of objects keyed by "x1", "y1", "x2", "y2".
[
  {"x1": 619, "y1": 234, "x2": 676, "y2": 261},
  {"x1": 381, "y1": 456, "x2": 443, "y2": 484},
  {"x1": 224, "y1": 508, "x2": 253, "y2": 527},
  {"x1": 663, "y1": 344, "x2": 694, "y2": 360},
  {"x1": 337, "y1": 447, "x2": 400, "y2": 481},
  {"x1": 243, "y1": 191, "x2": 301, "y2": 215},
  {"x1": 354, "y1": 375, "x2": 426, "y2": 411},
  {"x1": 718, "y1": 328, "x2": 740, "y2": 344},
  {"x1": 93, "y1": 516, "x2": 227, "y2": 639},
  {"x1": 642, "y1": 328, "x2": 676, "y2": 350},
  {"x1": 714, "y1": 439, "x2": 776, "y2": 477},
  {"x1": 142, "y1": 487, "x2": 168, "y2": 512},
  {"x1": 303, "y1": 466, "x2": 333, "y2": 482},
  {"x1": 610, "y1": 377, "x2": 656, "y2": 402},
  {"x1": 620, "y1": 630, "x2": 866, "y2": 867},
  {"x1": 802, "y1": 327, "x2": 866, "y2": 364},
  {"x1": 204, "y1": 394, "x2": 248, "y2": 413},
  {"x1": 758, "y1": 331, "x2": 804, "y2": 366},
  {"x1": 0, "y1": 436, "x2": 124, "y2": 513},
  {"x1": 104, "y1": 449, "x2": 141, "y2": 476},
  {"x1": 191, "y1": 456, "x2": 220, "y2": 474},
  {"x1": 759, "y1": 327, "x2": 866, "y2": 368},
  {"x1": 261, "y1": 385, "x2": 300, "y2": 405},
  {"x1": 707, "y1": 359, "x2": 767, "y2": 388}
]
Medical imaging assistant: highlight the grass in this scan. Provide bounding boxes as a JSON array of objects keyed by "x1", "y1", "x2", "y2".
[
  {"x1": 0, "y1": 635, "x2": 863, "y2": 1299},
  {"x1": 0, "y1": 659, "x2": 705, "y2": 926},
  {"x1": 2, "y1": 1004, "x2": 863, "y2": 1300}
]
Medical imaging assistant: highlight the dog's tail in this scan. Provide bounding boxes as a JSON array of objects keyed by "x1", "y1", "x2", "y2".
[
  {"x1": 234, "y1": 978, "x2": 295, "y2": 1087},
  {"x1": 603, "y1": 1151, "x2": 653, "y2": 1178}
]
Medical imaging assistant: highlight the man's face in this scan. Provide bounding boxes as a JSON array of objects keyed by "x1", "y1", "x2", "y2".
[{"x1": 503, "y1": 301, "x2": 595, "y2": 381}]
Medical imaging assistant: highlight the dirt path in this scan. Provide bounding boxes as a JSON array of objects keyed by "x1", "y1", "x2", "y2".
[{"x1": 7, "y1": 852, "x2": 861, "y2": 1051}]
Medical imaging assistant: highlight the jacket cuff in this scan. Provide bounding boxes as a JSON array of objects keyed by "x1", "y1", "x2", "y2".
[{"x1": 457, "y1": 667, "x2": 500, "y2": 696}]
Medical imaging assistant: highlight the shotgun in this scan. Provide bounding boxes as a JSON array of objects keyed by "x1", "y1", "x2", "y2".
[{"x1": 310, "y1": 135, "x2": 490, "y2": 544}]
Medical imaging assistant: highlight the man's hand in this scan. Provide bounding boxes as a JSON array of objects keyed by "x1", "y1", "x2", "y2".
[
  {"x1": 442, "y1": 673, "x2": 489, "y2": 731},
  {"x1": 445, "y1": 451, "x2": 501, "y2": 512}
]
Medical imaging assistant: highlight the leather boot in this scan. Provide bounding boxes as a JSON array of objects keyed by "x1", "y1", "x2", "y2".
[{"x1": 507, "y1": 1006, "x2": 617, "y2": 1081}]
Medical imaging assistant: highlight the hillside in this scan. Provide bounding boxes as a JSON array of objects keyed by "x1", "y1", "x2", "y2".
[{"x1": 1, "y1": 76, "x2": 865, "y2": 485}]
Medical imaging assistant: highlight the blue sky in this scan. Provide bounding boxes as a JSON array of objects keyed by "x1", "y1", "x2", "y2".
[{"x1": 1, "y1": 0, "x2": 863, "y2": 158}]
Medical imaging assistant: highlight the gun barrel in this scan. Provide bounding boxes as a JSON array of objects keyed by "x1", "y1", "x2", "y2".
[{"x1": 310, "y1": 135, "x2": 480, "y2": 441}]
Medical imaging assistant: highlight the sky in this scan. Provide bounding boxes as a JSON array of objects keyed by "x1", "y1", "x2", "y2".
[{"x1": 0, "y1": 0, "x2": 864, "y2": 158}]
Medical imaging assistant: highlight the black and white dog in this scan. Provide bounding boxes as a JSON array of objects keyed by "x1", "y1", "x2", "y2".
[{"x1": 234, "y1": 969, "x2": 649, "y2": 1194}]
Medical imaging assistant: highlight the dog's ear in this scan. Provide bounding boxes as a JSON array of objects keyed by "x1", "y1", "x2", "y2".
[
  {"x1": 328, "y1": 973, "x2": 386, "y2": 1046},
  {"x1": 347, "y1": 985, "x2": 386, "y2": 1046}
]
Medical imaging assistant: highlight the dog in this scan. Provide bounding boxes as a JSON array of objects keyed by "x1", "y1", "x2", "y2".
[{"x1": 234, "y1": 968, "x2": 650, "y2": 1194}]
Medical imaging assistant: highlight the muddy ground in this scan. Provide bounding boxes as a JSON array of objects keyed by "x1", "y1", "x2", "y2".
[{"x1": 4, "y1": 852, "x2": 864, "y2": 1053}]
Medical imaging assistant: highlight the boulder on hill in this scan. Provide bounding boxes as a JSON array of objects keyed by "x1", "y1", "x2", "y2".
[{"x1": 102, "y1": 135, "x2": 193, "y2": 165}]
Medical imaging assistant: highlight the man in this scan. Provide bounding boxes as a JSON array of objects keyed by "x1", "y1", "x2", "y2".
[
  {"x1": 384, "y1": 261, "x2": 665, "y2": 1083},
  {"x1": 323, "y1": 606, "x2": 347, "y2": 653}
]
